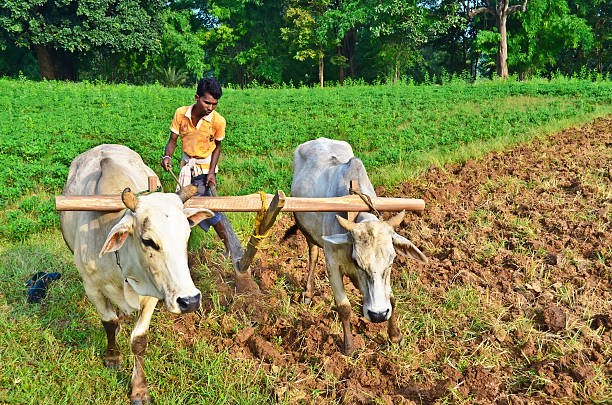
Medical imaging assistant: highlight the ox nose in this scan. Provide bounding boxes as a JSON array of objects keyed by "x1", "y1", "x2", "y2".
[
  {"x1": 177, "y1": 293, "x2": 201, "y2": 313},
  {"x1": 368, "y1": 309, "x2": 389, "y2": 323}
]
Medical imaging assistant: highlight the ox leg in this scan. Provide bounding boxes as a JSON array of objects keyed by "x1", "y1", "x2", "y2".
[
  {"x1": 338, "y1": 302, "x2": 355, "y2": 355},
  {"x1": 83, "y1": 283, "x2": 122, "y2": 368},
  {"x1": 302, "y1": 241, "x2": 319, "y2": 304},
  {"x1": 102, "y1": 318, "x2": 122, "y2": 369},
  {"x1": 129, "y1": 296, "x2": 158, "y2": 405},
  {"x1": 387, "y1": 295, "x2": 403, "y2": 344},
  {"x1": 327, "y1": 259, "x2": 355, "y2": 355}
]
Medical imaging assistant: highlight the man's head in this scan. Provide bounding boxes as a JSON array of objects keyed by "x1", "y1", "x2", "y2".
[{"x1": 194, "y1": 78, "x2": 222, "y2": 116}]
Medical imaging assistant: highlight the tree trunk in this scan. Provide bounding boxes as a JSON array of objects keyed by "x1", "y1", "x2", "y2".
[
  {"x1": 469, "y1": 0, "x2": 526, "y2": 80},
  {"x1": 343, "y1": 29, "x2": 356, "y2": 79},
  {"x1": 394, "y1": 59, "x2": 401, "y2": 84},
  {"x1": 34, "y1": 44, "x2": 57, "y2": 80},
  {"x1": 318, "y1": 46, "x2": 324, "y2": 88},
  {"x1": 596, "y1": 48, "x2": 602, "y2": 73},
  {"x1": 496, "y1": 14, "x2": 509, "y2": 78},
  {"x1": 34, "y1": 44, "x2": 78, "y2": 81},
  {"x1": 337, "y1": 46, "x2": 345, "y2": 85}
]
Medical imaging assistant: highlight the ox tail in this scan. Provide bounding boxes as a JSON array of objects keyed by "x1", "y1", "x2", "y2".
[{"x1": 282, "y1": 223, "x2": 300, "y2": 241}]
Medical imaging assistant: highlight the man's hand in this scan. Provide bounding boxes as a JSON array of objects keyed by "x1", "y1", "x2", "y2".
[
  {"x1": 161, "y1": 156, "x2": 172, "y2": 171},
  {"x1": 206, "y1": 172, "x2": 217, "y2": 188}
]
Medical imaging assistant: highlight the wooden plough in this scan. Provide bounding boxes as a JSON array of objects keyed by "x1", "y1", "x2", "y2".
[{"x1": 55, "y1": 176, "x2": 425, "y2": 293}]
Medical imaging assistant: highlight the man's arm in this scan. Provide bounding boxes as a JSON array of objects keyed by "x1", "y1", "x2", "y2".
[
  {"x1": 162, "y1": 132, "x2": 179, "y2": 171},
  {"x1": 206, "y1": 140, "x2": 222, "y2": 187}
]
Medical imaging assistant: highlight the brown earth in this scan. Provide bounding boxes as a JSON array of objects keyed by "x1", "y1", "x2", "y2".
[{"x1": 182, "y1": 117, "x2": 611, "y2": 404}]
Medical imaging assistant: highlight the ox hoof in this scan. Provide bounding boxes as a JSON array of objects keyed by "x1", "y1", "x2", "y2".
[
  {"x1": 389, "y1": 333, "x2": 403, "y2": 345},
  {"x1": 104, "y1": 359, "x2": 121, "y2": 371},
  {"x1": 130, "y1": 399, "x2": 151, "y2": 405},
  {"x1": 104, "y1": 358, "x2": 122, "y2": 370},
  {"x1": 342, "y1": 343, "x2": 356, "y2": 356},
  {"x1": 301, "y1": 293, "x2": 312, "y2": 305}
]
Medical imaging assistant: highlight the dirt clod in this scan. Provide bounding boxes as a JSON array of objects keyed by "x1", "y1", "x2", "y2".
[
  {"x1": 234, "y1": 327, "x2": 254, "y2": 344},
  {"x1": 591, "y1": 314, "x2": 611, "y2": 331},
  {"x1": 464, "y1": 365, "x2": 501, "y2": 401},
  {"x1": 571, "y1": 364, "x2": 596, "y2": 382},
  {"x1": 541, "y1": 304, "x2": 567, "y2": 332},
  {"x1": 247, "y1": 335, "x2": 284, "y2": 365}
]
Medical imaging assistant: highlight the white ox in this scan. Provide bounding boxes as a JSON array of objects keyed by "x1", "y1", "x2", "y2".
[
  {"x1": 291, "y1": 138, "x2": 428, "y2": 354},
  {"x1": 60, "y1": 144, "x2": 213, "y2": 404}
]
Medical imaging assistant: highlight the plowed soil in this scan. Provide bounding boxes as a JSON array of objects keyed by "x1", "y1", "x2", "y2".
[{"x1": 182, "y1": 117, "x2": 611, "y2": 404}]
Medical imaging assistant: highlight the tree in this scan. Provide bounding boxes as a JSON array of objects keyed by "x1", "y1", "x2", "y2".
[
  {"x1": 156, "y1": 9, "x2": 208, "y2": 79},
  {"x1": 282, "y1": 0, "x2": 335, "y2": 87},
  {"x1": 0, "y1": 0, "x2": 163, "y2": 80},
  {"x1": 508, "y1": 0, "x2": 592, "y2": 77},
  {"x1": 320, "y1": 0, "x2": 369, "y2": 84},
  {"x1": 468, "y1": 0, "x2": 527, "y2": 78},
  {"x1": 570, "y1": 0, "x2": 610, "y2": 74},
  {"x1": 370, "y1": 0, "x2": 430, "y2": 83},
  {"x1": 194, "y1": 0, "x2": 289, "y2": 86}
]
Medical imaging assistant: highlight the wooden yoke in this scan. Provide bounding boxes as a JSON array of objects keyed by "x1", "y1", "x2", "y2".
[{"x1": 55, "y1": 194, "x2": 425, "y2": 212}]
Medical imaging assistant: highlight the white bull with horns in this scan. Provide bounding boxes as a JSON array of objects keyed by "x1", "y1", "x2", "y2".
[
  {"x1": 59, "y1": 144, "x2": 213, "y2": 404},
  {"x1": 291, "y1": 137, "x2": 428, "y2": 354}
]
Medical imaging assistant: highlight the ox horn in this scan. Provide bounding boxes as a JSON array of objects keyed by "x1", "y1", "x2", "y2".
[
  {"x1": 336, "y1": 215, "x2": 356, "y2": 232},
  {"x1": 122, "y1": 188, "x2": 138, "y2": 211},
  {"x1": 177, "y1": 184, "x2": 198, "y2": 203},
  {"x1": 386, "y1": 210, "x2": 406, "y2": 228}
]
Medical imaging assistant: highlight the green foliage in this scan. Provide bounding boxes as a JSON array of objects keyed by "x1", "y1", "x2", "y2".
[
  {"x1": 281, "y1": 0, "x2": 332, "y2": 62},
  {"x1": 509, "y1": 0, "x2": 594, "y2": 77},
  {"x1": 0, "y1": 42, "x2": 38, "y2": 79},
  {"x1": 0, "y1": 0, "x2": 164, "y2": 80},
  {"x1": 370, "y1": 0, "x2": 429, "y2": 82},
  {"x1": 156, "y1": 66, "x2": 188, "y2": 88},
  {"x1": 0, "y1": 78, "x2": 610, "y2": 241},
  {"x1": 571, "y1": 0, "x2": 611, "y2": 74},
  {"x1": 475, "y1": 29, "x2": 501, "y2": 76},
  {"x1": 200, "y1": 0, "x2": 290, "y2": 86},
  {"x1": 0, "y1": 0, "x2": 163, "y2": 54},
  {"x1": 156, "y1": 9, "x2": 208, "y2": 79},
  {"x1": 1, "y1": 0, "x2": 609, "y2": 85}
]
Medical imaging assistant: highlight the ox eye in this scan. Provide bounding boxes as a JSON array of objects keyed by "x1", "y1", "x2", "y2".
[{"x1": 141, "y1": 237, "x2": 160, "y2": 251}]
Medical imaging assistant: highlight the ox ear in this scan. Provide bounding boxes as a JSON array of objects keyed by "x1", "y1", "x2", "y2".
[
  {"x1": 322, "y1": 233, "x2": 352, "y2": 245},
  {"x1": 99, "y1": 215, "x2": 134, "y2": 257},
  {"x1": 183, "y1": 208, "x2": 215, "y2": 227},
  {"x1": 392, "y1": 233, "x2": 428, "y2": 264}
]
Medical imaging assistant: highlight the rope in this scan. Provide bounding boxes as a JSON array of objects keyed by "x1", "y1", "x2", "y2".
[
  {"x1": 251, "y1": 191, "x2": 272, "y2": 240},
  {"x1": 136, "y1": 186, "x2": 161, "y2": 197},
  {"x1": 349, "y1": 186, "x2": 382, "y2": 219}
]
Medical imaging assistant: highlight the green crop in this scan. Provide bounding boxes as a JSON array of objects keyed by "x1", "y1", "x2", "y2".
[{"x1": 0, "y1": 77, "x2": 610, "y2": 241}]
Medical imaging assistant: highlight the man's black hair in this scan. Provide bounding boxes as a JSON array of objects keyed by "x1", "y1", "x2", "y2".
[{"x1": 196, "y1": 78, "x2": 222, "y2": 99}]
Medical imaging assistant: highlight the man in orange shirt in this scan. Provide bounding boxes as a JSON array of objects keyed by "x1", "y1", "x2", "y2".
[{"x1": 161, "y1": 78, "x2": 230, "y2": 255}]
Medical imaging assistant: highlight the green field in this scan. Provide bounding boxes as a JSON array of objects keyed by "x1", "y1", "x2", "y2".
[
  {"x1": 0, "y1": 78, "x2": 611, "y2": 241},
  {"x1": 0, "y1": 78, "x2": 610, "y2": 403}
]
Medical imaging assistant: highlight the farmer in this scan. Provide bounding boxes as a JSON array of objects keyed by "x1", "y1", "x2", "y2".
[{"x1": 161, "y1": 77, "x2": 230, "y2": 255}]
